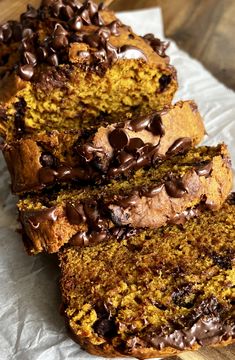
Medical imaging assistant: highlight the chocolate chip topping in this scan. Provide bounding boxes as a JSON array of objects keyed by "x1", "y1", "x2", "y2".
[
  {"x1": 166, "y1": 138, "x2": 192, "y2": 157},
  {"x1": 1, "y1": 0, "x2": 171, "y2": 81},
  {"x1": 165, "y1": 178, "x2": 188, "y2": 198},
  {"x1": 108, "y1": 129, "x2": 129, "y2": 150}
]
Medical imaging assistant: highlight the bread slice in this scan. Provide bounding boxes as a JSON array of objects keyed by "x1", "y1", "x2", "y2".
[
  {"x1": 18, "y1": 144, "x2": 232, "y2": 254},
  {"x1": 0, "y1": 0, "x2": 177, "y2": 140},
  {"x1": 3, "y1": 100, "x2": 205, "y2": 194},
  {"x1": 59, "y1": 194, "x2": 235, "y2": 358}
]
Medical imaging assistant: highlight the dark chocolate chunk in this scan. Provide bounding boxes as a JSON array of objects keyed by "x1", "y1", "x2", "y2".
[
  {"x1": 172, "y1": 284, "x2": 194, "y2": 308},
  {"x1": 166, "y1": 138, "x2": 192, "y2": 157},
  {"x1": 18, "y1": 64, "x2": 34, "y2": 80},
  {"x1": 165, "y1": 179, "x2": 187, "y2": 198},
  {"x1": 211, "y1": 251, "x2": 233, "y2": 270},
  {"x1": 93, "y1": 318, "x2": 117, "y2": 338},
  {"x1": 108, "y1": 129, "x2": 129, "y2": 150}
]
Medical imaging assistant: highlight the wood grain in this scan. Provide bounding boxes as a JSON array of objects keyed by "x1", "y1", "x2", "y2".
[{"x1": 0, "y1": 1, "x2": 234, "y2": 359}]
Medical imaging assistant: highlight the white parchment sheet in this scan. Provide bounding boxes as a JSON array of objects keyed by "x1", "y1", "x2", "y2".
[{"x1": 0, "y1": 8, "x2": 234, "y2": 360}]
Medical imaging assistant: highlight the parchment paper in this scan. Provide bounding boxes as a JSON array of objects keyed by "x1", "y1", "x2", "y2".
[{"x1": 0, "y1": 8, "x2": 234, "y2": 360}]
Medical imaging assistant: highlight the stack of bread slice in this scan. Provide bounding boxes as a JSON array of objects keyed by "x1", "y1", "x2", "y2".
[{"x1": 0, "y1": 0, "x2": 234, "y2": 358}]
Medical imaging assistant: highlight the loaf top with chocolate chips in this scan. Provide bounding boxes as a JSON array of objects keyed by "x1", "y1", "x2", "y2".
[
  {"x1": 0, "y1": 0, "x2": 171, "y2": 96},
  {"x1": 59, "y1": 194, "x2": 235, "y2": 358}
]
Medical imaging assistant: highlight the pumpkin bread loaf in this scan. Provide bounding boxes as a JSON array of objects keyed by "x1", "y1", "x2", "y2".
[
  {"x1": 0, "y1": 0, "x2": 177, "y2": 140},
  {"x1": 18, "y1": 144, "x2": 232, "y2": 254},
  {"x1": 3, "y1": 100, "x2": 205, "y2": 194},
  {"x1": 59, "y1": 194, "x2": 235, "y2": 359}
]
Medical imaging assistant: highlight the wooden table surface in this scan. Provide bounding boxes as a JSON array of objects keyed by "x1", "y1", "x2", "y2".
[{"x1": 0, "y1": 1, "x2": 234, "y2": 360}]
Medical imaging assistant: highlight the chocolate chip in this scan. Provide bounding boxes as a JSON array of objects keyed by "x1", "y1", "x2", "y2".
[
  {"x1": 1, "y1": 23, "x2": 13, "y2": 43},
  {"x1": 195, "y1": 161, "x2": 213, "y2": 177},
  {"x1": 21, "y1": 5, "x2": 38, "y2": 21},
  {"x1": 52, "y1": 2, "x2": 64, "y2": 17},
  {"x1": 166, "y1": 138, "x2": 192, "y2": 157},
  {"x1": 159, "y1": 74, "x2": 171, "y2": 91},
  {"x1": 53, "y1": 34, "x2": 69, "y2": 49},
  {"x1": 47, "y1": 54, "x2": 59, "y2": 66},
  {"x1": 88, "y1": 230, "x2": 108, "y2": 244},
  {"x1": 108, "y1": 129, "x2": 129, "y2": 150},
  {"x1": 23, "y1": 51, "x2": 37, "y2": 66},
  {"x1": 92, "y1": 12, "x2": 104, "y2": 26},
  {"x1": 22, "y1": 28, "x2": 34, "y2": 38},
  {"x1": 61, "y1": 5, "x2": 75, "y2": 20},
  {"x1": 211, "y1": 252, "x2": 233, "y2": 270},
  {"x1": 121, "y1": 192, "x2": 139, "y2": 208},
  {"x1": 117, "y1": 151, "x2": 134, "y2": 164},
  {"x1": 172, "y1": 284, "x2": 194, "y2": 308},
  {"x1": 86, "y1": 0, "x2": 98, "y2": 17},
  {"x1": 147, "y1": 114, "x2": 165, "y2": 136},
  {"x1": 37, "y1": 47, "x2": 47, "y2": 61},
  {"x1": 108, "y1": 20, "x2": 121, "y2": 36},
  {"x1": 18, "y1": 64, "x2": 34, "y2": 80},
  {"x1": 54, "y1": 23, "x2": 68, "y2": 36},
  {"x1": 118, "y1": 45, "x2": 147, "y2": 60},
  {"x1": 125, "y1": 138, "x2": 145, "y2": 154},
  {"x1": 141, "y1": 184, "x2": 164, "y2": 198},
  {"x1": 80, "y1": 9, "x2": 91, "y2": 25},
  {"x1": 165, "y1": 179, "x2": 187, "y2": 198},
  {"x1": 69, "y1": 15, "x2": 82, "y2": 30},
  {"x1": 128, "y1": 114, "x2": 151, "y2": 132},
  {"x1": 66, "y1": 202, "x2": 86, "y2": 225},
  {"x1": 40, "y1": 152, "x2": 55, "y2": 167}
]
